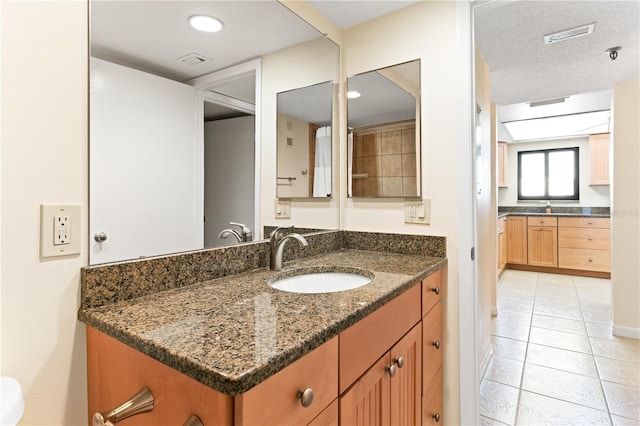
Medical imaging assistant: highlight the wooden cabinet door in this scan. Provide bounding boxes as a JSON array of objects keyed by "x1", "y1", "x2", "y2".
[
  {"x1": 497, "y1": 142, "x2": 508, "y2": 187},
  {"x1": 589, "y1": 133, "x2": 610, "y2": 185},
  {"x1": 422, "y1": 369, "x2": 443, "y2": 425},
  {"x1": 498, "y1": 217, "x2": 507, "y2": 272},
  {"x1": 308, "y1": 400, "x2": 339, "y2": 426},
  {"x1": 506, "y1": 216, "x2": 527, "y2": 264},
  {"x1": 390, "y1": 324, "x2": 422, "y2": 426},
  {"x1": 340, "y1": 354, "x2": 391, "y2": 426},
  {"x1": 528, "y1": 226, "x2": 558, "y2": 267}
]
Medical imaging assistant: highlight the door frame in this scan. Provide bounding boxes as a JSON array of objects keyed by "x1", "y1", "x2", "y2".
[{"x1": 190, "y1": 58, "x2": 262, "y2": 242}]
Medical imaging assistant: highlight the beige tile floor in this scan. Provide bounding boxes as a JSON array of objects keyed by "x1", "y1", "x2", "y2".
[{"x1": 481, "y1": 270, "x2": 640, "y2": 425}]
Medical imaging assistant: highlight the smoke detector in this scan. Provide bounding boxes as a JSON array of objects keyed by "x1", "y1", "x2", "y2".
[{"x1": 544, "y1": 23, "x2": 595, "y2": 44}]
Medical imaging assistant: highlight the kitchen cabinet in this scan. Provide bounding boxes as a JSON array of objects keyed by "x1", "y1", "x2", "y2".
[
  {"x1": 86, "y1": 326, "x2": 233, "y2": 426},
  {"x1": 506, "y1": 215, "x2": 527, "y2": 265},
  {"x1": 497, "y1": 217, "x2": 507, "y2": 274},
  {"x1": 527, "y1": 216, "x2": 558, "y2": 267},
  {"x1": 558, "y1": 217, "x2": 611, "y2": 272},
  {"x1": 589, "y1": 133, "x2": 610, "y2": 185},
  {"x1": 497, "y1": 142, "x2": 508, "y2": 187}
]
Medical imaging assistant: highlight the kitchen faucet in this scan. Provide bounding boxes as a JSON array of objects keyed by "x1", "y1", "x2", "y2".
[
  {"x1": 218, "y1": 222, "x2": 253, "y2": 243},
  {"x1": 269, "y1": 226, "x2": 308, "y2": 271}
]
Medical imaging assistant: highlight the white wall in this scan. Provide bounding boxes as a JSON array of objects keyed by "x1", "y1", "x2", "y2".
[
  {"x1": 261, "y1": 37, "x2": 340, "y2": 232},
  {"x1": 498, "y1": 137, "x2": 611, "y2": 207},
  {"x1": 342, "y1": 2, "x2": 471, "y2": 423},
  {"x1": 204, "y1": 116, "x2": 255, "y2": 247},
  {"x1": 1, "y1": 2, "x2": 88, "y2": 424},
  {"x1": 90, "y1": 58, "x2": 202, "y2": 264},
  {"x1": 611, "y1": 79, "x2": 640, "y2": 337}
]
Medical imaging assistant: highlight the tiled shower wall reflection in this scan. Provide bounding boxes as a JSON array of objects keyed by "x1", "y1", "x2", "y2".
[{"x1": 352, "y1": 121, "x2": 417, "y2": 197}]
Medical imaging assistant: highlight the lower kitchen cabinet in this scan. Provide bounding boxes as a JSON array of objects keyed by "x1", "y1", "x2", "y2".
[
  {"x1": 497, "y1": 217, "x2": 507, "y2": 274},
  {"x1": 422, "y1": 369, "x2": 443, "y2": 425},
  {"x1": 506, "y1": 216, "x2": 527, "y2": 264},
  {"x1": 527, "y1": 216, "x2": 558, "y2": 268}
]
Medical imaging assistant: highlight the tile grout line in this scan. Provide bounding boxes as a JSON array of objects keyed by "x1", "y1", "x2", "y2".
[{"x1": 574, "y1": 274, "x2": 615, "y2": 425}]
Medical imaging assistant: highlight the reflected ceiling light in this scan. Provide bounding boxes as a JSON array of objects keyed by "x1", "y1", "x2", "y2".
[
  {"x1": 188, "y1": 15, "x2": 224, "y2": 33},
  {"x1": 347, "y1": 91, "x2": 361, "y2": 99}
]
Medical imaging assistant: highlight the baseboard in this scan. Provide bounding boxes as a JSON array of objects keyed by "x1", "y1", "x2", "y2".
[
  {"x1": 612, "y1": 324, "x2": 640, "y2": 339},
  {"x1": 479, "y1": 344, "x2": 493, "y2": 380}
]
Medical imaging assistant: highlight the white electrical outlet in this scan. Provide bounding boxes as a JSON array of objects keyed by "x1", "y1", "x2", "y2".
[
  {"x1": 41, "y1": 205, "x2": 81, "y2": 257},
  {"x1": 404, "y1": 199, "x2": 431, "y2": 224}
]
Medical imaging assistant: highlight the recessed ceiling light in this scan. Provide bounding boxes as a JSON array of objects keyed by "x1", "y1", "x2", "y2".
[
  {"x1": 347, "y1": 91, "x2": 361, "y2": 99},
  {"x1": 188, "y1": 15, "x2": 224, "y2": 33},
  {"x1": 544, "y1": 23, "x2": 595, "y2": 44}
]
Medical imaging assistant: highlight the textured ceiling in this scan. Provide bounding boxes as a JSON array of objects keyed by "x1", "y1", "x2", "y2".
[{"x1": 474, "y1": 0, "x2": 640, "y2": 106}]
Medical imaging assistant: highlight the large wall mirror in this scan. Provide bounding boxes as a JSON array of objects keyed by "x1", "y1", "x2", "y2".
[
  {"x1": 277, "y1": 81, "x2": 333, "y2": 198},
  {"x1": 89, "y1": 1, "x2": 338, "y2": 265},
  {"x1": 347, "y1": 59, "x2": 421, "y2": 198}
]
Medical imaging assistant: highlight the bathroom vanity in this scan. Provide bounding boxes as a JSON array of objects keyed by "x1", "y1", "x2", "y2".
[{"x1": 79, "y1": 231, "x2": 447, "y2": 425}]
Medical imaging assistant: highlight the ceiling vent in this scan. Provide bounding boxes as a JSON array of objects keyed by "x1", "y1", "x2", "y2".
[
  {"x1": 544, "y1": 23, "x2": 595, "y2": 44},
  {"x1": 177, "y1": 52, "x2": 212, "y2": 66}
]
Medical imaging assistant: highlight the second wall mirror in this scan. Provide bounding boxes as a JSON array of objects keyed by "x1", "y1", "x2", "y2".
[
  {"x1": 276, "y1": 81, "x2": 333, "y2": 198},
  {"x1": 347, "y1": 59, "x2": 421, "y2": 198}
]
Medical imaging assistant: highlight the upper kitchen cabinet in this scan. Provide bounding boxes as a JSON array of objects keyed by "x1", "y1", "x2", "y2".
[
  {"x1": 497, "y1": 141, "x2": 508, "y2": 187},
  {"x1": 589, "y1": 133, "x2": 610, "y2": 185}
]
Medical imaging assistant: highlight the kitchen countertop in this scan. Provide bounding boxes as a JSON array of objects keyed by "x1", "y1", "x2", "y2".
[
  {"x1": 79, "y1": 248, "x2": 446, "y2": 396},
  {"x1": 498, "y1": 211, "x2": 611, "y2": 219}
]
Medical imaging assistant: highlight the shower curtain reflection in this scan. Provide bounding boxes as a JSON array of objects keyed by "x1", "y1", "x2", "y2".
[{"x1": 313, "y1": 126, "x2": 332, "y2": 197}]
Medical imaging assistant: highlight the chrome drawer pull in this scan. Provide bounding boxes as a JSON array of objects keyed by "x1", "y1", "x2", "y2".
[
  {"x1": 93, "y1": 387, "x2": 154, "y2": 426},
  {"x1": 432, "y1": 413, "x2": 441, "y2": 422},
  {"x1": 431, "y1": 287, "x2": 440, "y2": 295},
  {"x1": 386, "y1": 364, "x2": 397, "y2": 377},
  {"x1": 183, "y1": 415, "x2": 204, "y2": 426},
  {"x1": 432, "y1": 340, "x2": 441, "y2": 350},
  {"x1": 395, "y1": 357, "x2": 405, "y2": 369}
]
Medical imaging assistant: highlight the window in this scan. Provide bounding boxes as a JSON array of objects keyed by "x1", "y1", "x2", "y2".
[{"x1": 518, "y1": 147, "x2": 579, "y2": 200}]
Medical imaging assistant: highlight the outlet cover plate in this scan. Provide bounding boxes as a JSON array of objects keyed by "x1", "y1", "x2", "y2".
[
  {"x1": 404, "y1": 199, "x2": 431, "y2": 224},
  {"x1": 40, "y1": 204, "x2": 81, "y2": 257}
]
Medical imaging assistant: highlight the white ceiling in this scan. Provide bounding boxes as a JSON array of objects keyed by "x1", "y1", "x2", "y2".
[
  {"x1": 308, "y1": 0, "x2": 422, "y2": 29},
  {"x1": 474, "y1": 0, "x2": 640, "y2": 106},
  {"x1": 91, "y1": 1, "x2": 323, "y2": 82}
]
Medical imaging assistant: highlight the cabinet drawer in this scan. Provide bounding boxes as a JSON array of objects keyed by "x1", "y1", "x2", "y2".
[
  {"x1": 422, "y1": 368, "x2": 443, "y2": 425},
  {"x1": 235, "y1": 336, "x2": 338, "y2": 425},
  {"x1": 558, "y1": 217, "x2": 610, "y2": 229},
  {"x1": 422, "y1": 302, "x2": 442, "y2": 391},
  {"x1": 422, "y1": 268, "x2": 442, "y2": 314},
  {"x1": 559, "y1": 248, "x2": 611, "y2": 272},
  {"x1": 558, "y1": 227, "x2": 610, "y2": 250},
  {"x1": 527, "y1": 216, "x2": 557, "y2": 227},
  {"x1": 87, "y1": 327, "x2": 233, "y2": 426},
  {"x1": 339, "y1": 284, "x2": 421, "y2": 393}
]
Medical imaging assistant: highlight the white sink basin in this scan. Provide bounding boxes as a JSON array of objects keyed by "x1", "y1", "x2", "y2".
[{"x1": 268, "y1": 268, "x2": 373, "y2": 294}]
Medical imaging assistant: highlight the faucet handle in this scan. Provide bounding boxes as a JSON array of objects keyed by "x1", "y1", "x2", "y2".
[
  {"x1": 230, "y1": 222, "x2": 253, "y2": 242},
  {"x1": 270, "y1": 226, "x2": 293, "y2": 241}
]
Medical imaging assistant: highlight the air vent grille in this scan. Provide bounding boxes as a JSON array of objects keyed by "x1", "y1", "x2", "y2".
[
  {"x1": 177, "y1": 52, "x2": 212, "y2": 66},
  {"x1": 544, "y1": 23, "x2": 595, "y2": 44}
]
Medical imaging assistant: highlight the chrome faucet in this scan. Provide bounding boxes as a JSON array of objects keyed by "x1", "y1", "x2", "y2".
[
  {"x1": 269, "y1": 226, "x2": 308, "y2": 271},
  {"x1": 218, "y1": 222, "x2": 253, "y2": 243}
]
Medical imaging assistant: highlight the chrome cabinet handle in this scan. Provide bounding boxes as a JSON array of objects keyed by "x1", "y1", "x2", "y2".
[
  {"x1": 93, "y1": 387, "x2": 154, "y2": 426},
  {"x1": 431, "y1": 287, "x2": 440, "y2": 295},
  {"x1": 432, "y1": 413, "x2": 441, "y2": 422},
  {"x1": 183, "y1": 415, "x2": 203, "y2": 426},
  {"x1": 394, "y1": 357, "x2": 405, "y2": 369},
  {"x1": 588, "y1": 220, "x2": 594, "y2": 225},
  {"x1": 386, "y1": 364, "x2": 397, "y2": 377},
  {"x1": 588, "y1": 236, "x2": 593, "y2": 240},
  {"x1": 297, "y1": 388, "x2": 314, "y2": 408},
  {"x1": 432, "y1": 341, "x2": 441, "y2": 350},
  {"x1": 94, "y1": 232, "x2": 108, "y2": 243},
  {"x1": 588, "y1": 257, "x2": 594, "y2": 262}
]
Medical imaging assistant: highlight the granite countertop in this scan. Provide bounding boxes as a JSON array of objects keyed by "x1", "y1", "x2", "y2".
[
  {"x1": 79, "y1": 248, "x2": 446, "y2": 396},
  {"x1": 498, "y1": 207, "x2": 610, "y2": 219}
]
